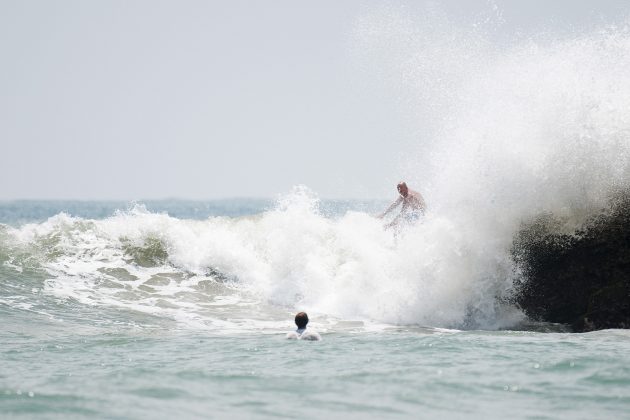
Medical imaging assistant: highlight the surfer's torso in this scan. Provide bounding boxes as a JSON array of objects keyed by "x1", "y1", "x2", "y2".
[{"x1": 401, "y1": 189, "x2": 425, "y2": 214}]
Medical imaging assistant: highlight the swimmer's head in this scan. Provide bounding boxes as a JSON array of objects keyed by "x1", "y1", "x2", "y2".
[
  {"x1": 295, "y1": 312, "x2": 309, "y2": 329},
  {"x1": 397, "y1": 182, "x2": 408, "y2": 197}
]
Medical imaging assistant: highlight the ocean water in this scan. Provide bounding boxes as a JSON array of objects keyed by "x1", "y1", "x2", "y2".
[
  {"x1": 2, "y1": 199, "x2": 630, "y2": 419},
  {"x1": 5, "y1": 5, "x2": 630, "y2": 419}
]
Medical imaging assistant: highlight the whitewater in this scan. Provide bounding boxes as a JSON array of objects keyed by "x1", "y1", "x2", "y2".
[
  {"x1": 0, "y1": 190, "x2": 521, "y2": 335},
  {"x1": 4, "y1": 7, "x2": 630, "y2": 420}
]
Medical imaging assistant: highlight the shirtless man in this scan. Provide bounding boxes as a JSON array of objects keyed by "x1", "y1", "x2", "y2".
[{"x1": 378, "y1": 182, "x2": 426, "y2": 229}]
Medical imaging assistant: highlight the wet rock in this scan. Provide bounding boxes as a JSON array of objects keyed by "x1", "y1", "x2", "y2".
[{"x1": 512, "y1": 193, "x2": 630, "y2": 332}]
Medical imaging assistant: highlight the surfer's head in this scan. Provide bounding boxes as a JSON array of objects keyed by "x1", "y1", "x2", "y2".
[
  {"x1": 295, "y1": 312, "x2": 309, "y2": 329},
  {"x1": 397, "y1": 182, "x2": 408, "y2": 197}
]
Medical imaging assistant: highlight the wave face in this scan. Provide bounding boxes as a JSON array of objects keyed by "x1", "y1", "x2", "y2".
[{"x1": 0, "y1": 191, "x2": 517, "y2": 331}]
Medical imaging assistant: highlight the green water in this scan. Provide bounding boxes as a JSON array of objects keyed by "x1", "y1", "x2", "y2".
[{"x1": 3, "y1": 314, "x2": 630, "y2": 419}]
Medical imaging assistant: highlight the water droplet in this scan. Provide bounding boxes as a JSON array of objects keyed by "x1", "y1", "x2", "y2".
[
  {"x1": 16, "y1": 390, "x2": 22, "y2": 395},
  {"x1": 28, "y1": 391, "x2": 34, "y2": 397},
  {"x1": 570, "y1": 361, "x2": 575, "y2": 367},
  {"x1": 534, "y1": 363, "x2": 540, "y2": 369}
]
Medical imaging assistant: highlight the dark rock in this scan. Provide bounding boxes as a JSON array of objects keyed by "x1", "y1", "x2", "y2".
[{"x1": 512, "y1": 192, "x2": 630, "y2": 332}]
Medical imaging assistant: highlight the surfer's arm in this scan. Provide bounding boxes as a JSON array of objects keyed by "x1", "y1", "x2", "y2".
[{"x1": 378, "y1": 197, "x2": 402, "y2": 219}]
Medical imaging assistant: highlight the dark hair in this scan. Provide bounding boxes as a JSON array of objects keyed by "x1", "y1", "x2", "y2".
[{"x1": 295, "y1": 312, "x2": 309, "y2": 329}]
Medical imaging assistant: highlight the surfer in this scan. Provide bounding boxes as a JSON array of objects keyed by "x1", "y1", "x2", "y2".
[
  {"x1": 286, "y1": 312, "x2": 321, "y2": 341},
  {"x1": 377, "y1": 182, "x2": 426, "y2": 229}
]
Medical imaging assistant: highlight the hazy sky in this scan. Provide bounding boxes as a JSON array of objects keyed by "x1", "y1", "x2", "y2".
[{"x1": 1, "y1": 0, "x2": 629, "y2": 200}]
